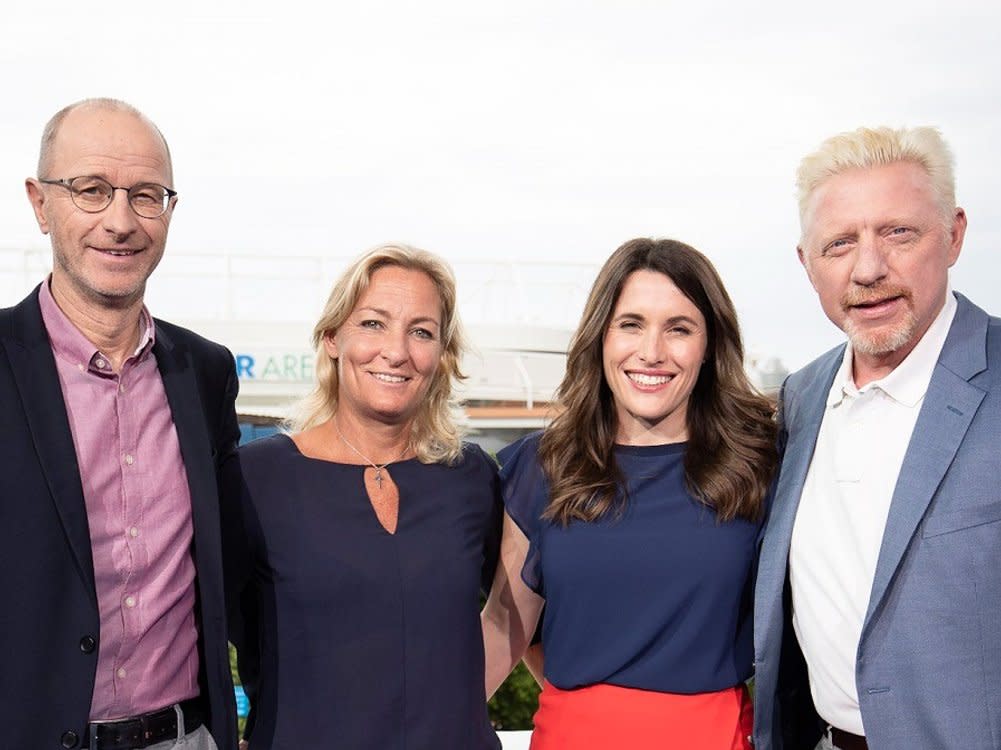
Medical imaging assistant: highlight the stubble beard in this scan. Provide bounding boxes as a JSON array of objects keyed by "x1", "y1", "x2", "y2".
[
  {"x1": 841, "y1": 287, "x2": 917, "y2": 357},
  {"x1": 51, "y1": 240, "x2": 155, "y2": 312}
]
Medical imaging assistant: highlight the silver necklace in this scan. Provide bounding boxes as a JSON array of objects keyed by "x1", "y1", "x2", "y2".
[{"x1": 334, "y1": 420, "x2": 409, "y2": 490}]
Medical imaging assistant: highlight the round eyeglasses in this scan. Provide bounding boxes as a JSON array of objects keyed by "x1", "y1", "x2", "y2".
[{"x1": 38, "y1": 175, "x2": 177, "y2": 219}]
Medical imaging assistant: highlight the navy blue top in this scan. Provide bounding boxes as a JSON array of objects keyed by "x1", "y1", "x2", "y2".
[
  {"x1": 226, "y1": 434, "x2": 503, "y2": 750},
  {"x1": 499, "y1": 432, "x2": 760, "y2": 693}
]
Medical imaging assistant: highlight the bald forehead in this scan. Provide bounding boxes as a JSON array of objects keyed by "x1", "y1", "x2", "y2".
[{"x1": 38, "y1": 101, "x2": 173, "y2": 184}]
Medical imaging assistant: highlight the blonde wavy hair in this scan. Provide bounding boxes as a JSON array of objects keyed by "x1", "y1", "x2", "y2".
[{"x1": 289, "y1": 244, "x2": 468, "y2": 464}]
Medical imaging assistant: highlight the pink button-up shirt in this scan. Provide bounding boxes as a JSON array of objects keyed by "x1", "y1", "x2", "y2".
[{"x1": 39, "y1": 281, "x2": 200, "y2": 720}]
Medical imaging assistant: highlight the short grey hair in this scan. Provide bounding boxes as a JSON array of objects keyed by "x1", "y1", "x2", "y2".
[{"x1": 37, "y1": 98, "x2": 173, "y2": 183}]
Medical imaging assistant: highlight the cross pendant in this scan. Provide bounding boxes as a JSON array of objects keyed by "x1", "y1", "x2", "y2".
[{"x1": 375, "y1": 469, "x2": 383, "y2": 489}]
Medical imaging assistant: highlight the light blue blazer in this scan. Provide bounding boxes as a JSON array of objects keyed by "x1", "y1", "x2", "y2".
[{"x1": 753, "y1": 293, "x2": 1001, "y2": 750}]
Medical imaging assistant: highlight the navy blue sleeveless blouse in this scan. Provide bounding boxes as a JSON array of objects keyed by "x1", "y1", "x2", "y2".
[
  {"x1": 227, "y1": 434, "x2": 503, "y2": 750},
  {"x1": 498, "y1": 432, "x2": 761, "y2": 694}
]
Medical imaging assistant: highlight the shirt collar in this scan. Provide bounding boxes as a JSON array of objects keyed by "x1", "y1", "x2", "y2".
[
  {"x1": 826, "y1": 288, "x2": 957, "y2": 409},
  {"x1": 38, "y1": 276, "x2": 156, "y2": 371}
]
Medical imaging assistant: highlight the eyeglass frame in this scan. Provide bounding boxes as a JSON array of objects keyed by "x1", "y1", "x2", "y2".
[{"x1": 37, "y1": 175, "x2": 178, "y2": 219}]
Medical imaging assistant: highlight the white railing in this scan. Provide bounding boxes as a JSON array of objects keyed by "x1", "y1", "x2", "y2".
[
  {"x1": 2, "y1": 247, "x2": 785, "y2": 412},
  {"x1": 1, "y1": 247, "x2": 596, "y2": 416},
  {"x1": 0, "y1": 246, "x2": 597, "y2": 330}
]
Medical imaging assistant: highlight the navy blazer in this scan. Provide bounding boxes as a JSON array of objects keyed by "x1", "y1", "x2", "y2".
[
  {"x1": 754, "y1": 293, "x2": 1001, "y2": 749},
  {"x1": 0, "y1": 286, "x2": 240, "y2": 750}
]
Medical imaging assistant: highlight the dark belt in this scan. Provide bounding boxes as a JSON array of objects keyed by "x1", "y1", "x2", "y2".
[
  {"x1": 830, "y1": 727, "x2": 868, "y2": 750},
  {"x1": 86, "y1": 697, "x2": 205, "y2": 750}
]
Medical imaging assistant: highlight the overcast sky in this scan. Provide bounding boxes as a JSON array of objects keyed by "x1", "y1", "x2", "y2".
[{"x1": 2, "y1": 0, "x2": 999, "y2": 369}]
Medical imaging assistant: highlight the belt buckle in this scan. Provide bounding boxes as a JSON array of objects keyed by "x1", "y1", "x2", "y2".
[
  {"x1": 87, "y1": 715, "x2": 135, "y2": 750},
  {"x1": 88, "y1": 711, "x2": 157, "y2": 750}
]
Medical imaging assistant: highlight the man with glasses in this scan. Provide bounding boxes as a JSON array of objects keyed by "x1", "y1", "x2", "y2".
[{"x1": 0, "y1": 98, "x2": 239, "y2": 750}]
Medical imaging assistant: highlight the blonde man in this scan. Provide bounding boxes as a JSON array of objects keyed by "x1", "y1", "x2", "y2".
[{"x1": 754, "y1": 126, "x2": 1000, "y2": 750}]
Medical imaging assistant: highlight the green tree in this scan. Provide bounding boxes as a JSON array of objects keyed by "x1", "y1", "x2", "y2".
[{"x1": 488, "y1": 663, "x2": 540, "y2": 730}]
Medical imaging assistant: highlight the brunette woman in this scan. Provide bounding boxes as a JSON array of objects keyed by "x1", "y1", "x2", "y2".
[{"x1": 482, "y1": 238, "x2": 777, "y2": 749}]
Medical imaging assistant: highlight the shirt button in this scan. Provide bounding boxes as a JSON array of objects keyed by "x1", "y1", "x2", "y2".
[
  {"x1": 116, "y1": 667, "x2": 127, "y2": 679},
  {"x1": 125, "y1": 454, "x2": 134, "y2": 466},
  {"x1": 60, "y1": 730, "x2": 80, "y2": 748},
  {"x1": 79, "y1": 635, "x2": 97, "y2": 654},
  {"x1": 94, "y1": 358, "x2": 107, "y2": 369},
  {"x1": 129, "y1": 527, "x2": 139, "y2": 538},
  {"x1": 124, "y1": 595, "x2": 136, "y2": 608},
  {"x1": 119, "y1": 383, "x2": 126, "y2": 393}
]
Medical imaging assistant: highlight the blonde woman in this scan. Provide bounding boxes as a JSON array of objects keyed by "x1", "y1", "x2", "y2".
[{"x1": 225, "y1": 245, "x2": 502, "y2": 750}]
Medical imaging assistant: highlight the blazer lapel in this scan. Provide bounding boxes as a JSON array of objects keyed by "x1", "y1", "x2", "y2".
[
  {"x1": 863, "y1": 295, "x2": 988, "y2": 631},
  {"x1": 756, "y1": 350, "x2": 841, "y2": 645},
  {"x1": 153, "y1": 325, "x2": 218, "y2": 569},
  {"x1": 3, "y1": 290, "x2": 96, "y2": 607}
]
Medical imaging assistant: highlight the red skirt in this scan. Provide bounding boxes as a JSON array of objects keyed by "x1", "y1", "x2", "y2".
[{"x1": 529, "y1": 680, "x2": 753, "y2": 750}]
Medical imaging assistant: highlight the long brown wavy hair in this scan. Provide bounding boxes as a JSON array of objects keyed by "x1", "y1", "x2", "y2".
[{"x1": 539, "y1": 238, "x2": 777, "y2": 524}]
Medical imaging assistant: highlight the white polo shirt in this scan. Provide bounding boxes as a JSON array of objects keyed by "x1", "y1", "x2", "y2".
[{"x1": 789, "y1": 291, "x2": 957, "y2": 735}]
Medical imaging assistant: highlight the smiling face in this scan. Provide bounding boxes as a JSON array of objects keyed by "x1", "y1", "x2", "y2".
[
  {"x1": 26, "y1": 104, "x2": 174, "y2": 313},
  {"x1": 799, "y1": 161, "x2": 966, "y2": 381},
  {"x1": 324, "y1": 265, "x2": 444, "y2": 427},
  {"x1": 602, "y1": 269, "x2": 708, "y2": 445}
]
